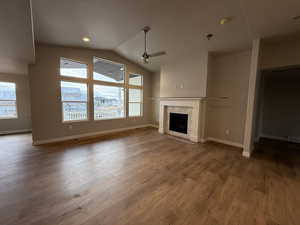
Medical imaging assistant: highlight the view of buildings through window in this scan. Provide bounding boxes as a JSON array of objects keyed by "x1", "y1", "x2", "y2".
[
  {"x1": 61, "y1": 81, "x2": 88, "y2": 121},
  {"x1": 60, "y1": 57, "x2": 142, "y2": 122},
  {"x1": 94, "y1": 85, "x2": 124, "y2": 119},
  {"x1": 93, "y1": 57, "x2": 125, "y2": 120},
  {"x1": 0, "y1": 82, "x2": 17, "y2": 119}
]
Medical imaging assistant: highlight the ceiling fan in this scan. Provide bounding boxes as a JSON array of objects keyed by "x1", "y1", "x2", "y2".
[{"x1": 141, "y1": 26, "x2": 166, "y2": 64}]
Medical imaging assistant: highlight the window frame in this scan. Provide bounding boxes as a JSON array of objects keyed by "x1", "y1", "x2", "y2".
[
  {"x1": 59, "y1": 58, "x2": 89, "y2": 123},
  {"x1": 129, "y1": 73, "x2": 143, "y2": 87},
  {"x1": 58, "y1": 57, "x2": 145, "y2": 123},
  {"x1": 92, "y1": 57, "x2": 126, "y2": 121},
  {"x1": 0, "y1": 81, "x2": 18, "y2": 120},
  {"x1": 93, "y1": 84, "x2": 125, "y2": 121},
  {"x1": 93, "y1": 56, "x2": 125, "y2": 84},
  {"x1": 128, "y1": 73, "x2": 143, "y2": 118},
  {"x1": 60, "y1": 57, "x2": 88, "y2": 79}
]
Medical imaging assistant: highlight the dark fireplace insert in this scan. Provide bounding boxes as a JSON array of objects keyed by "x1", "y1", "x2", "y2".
[{"x1": 169, "y1": 113, "x2": 188, "y2": 134}]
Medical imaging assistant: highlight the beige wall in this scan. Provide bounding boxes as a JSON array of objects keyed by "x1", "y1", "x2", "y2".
[
  {"x1": 0, "y1": 73, "x2": 32, "y2": 133},
  {"x1": 151, "y1": 71, "x2": 160, "y2": 125},
  {"x1": 160, "y1": 52, "x2": 208, "y2": 97},
  {"x1": 261, "y1": 39, "x2": 300, "y2": 70},
  {"x1": 29, "y1": 44, "x2": 153, "y2": 142},
  {"x1": 0, "y1": 57, "x2": 28, "y2": 75},
  {"x1": 206, "y1": 50, "x2": 251, "y2": 145}
]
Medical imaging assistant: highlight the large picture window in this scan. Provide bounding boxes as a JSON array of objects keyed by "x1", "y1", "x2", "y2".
[
  {"x1": 93, "y1": 57, "x2": 125, "y2": 120},
  {"x1": 94, "y1": 85, "x2": 124, "y2": 119},
  {"x1": 0, "y1": 82, "x2": 17, "y2": 119},
  {"x1": 128, "y1": 74, "x2": 143, "y2": 117},
  {"x1": 59, "y1": 57, "x2": 144, "y2": 122}
]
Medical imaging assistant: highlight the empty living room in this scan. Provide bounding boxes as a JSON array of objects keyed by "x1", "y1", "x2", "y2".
[{"x1": 1, "y1": 0, "x2": 300, "y2": 225}]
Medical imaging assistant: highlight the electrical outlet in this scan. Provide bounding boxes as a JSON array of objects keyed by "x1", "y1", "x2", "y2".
[
  {"x1": 225, "y1": 129, "x2": 230, "y2": 135},
  {"x1": 180, "y1": 83, "x2": 184, "y2": 89}
]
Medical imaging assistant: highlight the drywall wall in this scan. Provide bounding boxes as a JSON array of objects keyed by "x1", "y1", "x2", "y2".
[
  {"x1": 29, "y1": 44, "x2": 153, "y2": 142},
  {"x1": 160, "y1": 52, "x2": 208, "y2": 97},
  {"x1": 261, "y1": 39, "x2": 300, "y2": 70},
  {"x1": 0, "y1": 57, "x2": 28, "y2": 75},
  {"x1": 0, "y1": 73, "x2": 32, "y2": 133},
  {"x1": 206, "y1": 50, "x2": 251, "y2": 145},
  {"x1": 151, "y1": 71, "x2": 160, "y2": 125},
  {"x1": 260, "y1": 69, "x2": 300, "y2": 141}
]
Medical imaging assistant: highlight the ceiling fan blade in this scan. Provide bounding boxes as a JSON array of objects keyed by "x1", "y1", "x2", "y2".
[{"x1": 148, "y1": 51, "x2": 166, "y2": 57}]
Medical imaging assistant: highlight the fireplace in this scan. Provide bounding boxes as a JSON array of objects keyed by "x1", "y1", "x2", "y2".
[
  {"x1": 159, "y1": 98, "x2": 206, "y2": 142},
  {"x1": 169, "y1": 113, "x2": 188, "y2": 134}
]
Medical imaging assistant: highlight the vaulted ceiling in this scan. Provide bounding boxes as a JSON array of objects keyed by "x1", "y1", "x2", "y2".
[
  {"x1": 1, "y1": 0, "x2": 300, "y2": 72},
  {"x1": 0, "y1": 1, "x2": 35, "y2": 64}
]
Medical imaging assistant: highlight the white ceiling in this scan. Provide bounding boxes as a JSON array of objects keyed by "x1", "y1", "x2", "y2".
[
  {"x1": 0, "y1": 0, "x2": 35, "y2": 65},
  {"x1": 29, "y1": 0, "x2": 300, "y2": 71}
]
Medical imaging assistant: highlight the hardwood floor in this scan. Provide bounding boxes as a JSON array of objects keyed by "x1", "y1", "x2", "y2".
[{"x1": 0, "y1": 128, "x2": 299, "y2": 225}]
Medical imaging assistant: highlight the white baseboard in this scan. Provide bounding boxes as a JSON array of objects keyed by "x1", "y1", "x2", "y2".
[
  {"x1": 33, "y1": 124, "x2": 155, "y2": 145},
  {"x1": 242, "y1": 150, "x2": 251, "y2": 158},
  {"x1": 0, "y1": 129, "x2": 32, "y2": 135},
  {"x1": 205, "y1": 137, "x2": 243, "y2": 149},
  {"x1": 149, "y1": 124, "x2": 159, "y2": 128}
]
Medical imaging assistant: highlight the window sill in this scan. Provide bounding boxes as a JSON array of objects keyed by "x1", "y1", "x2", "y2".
[
  {"x1": 128, "y1": 116, "x2": 143, "y2": 118},
  {"x1": 0, "y1": 117, "x2": 18, "y2": 120},
  {"x1": 94, "y1": 116, "x2": 126, "y2": 121},
  {"x1": 63, "y1": 119, "x2": 89, "y2": 124}
]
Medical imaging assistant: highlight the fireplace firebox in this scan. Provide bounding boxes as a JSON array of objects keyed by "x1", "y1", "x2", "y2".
[{"x1": 169, "y1": 113, "x2": 188, "y2": 134}]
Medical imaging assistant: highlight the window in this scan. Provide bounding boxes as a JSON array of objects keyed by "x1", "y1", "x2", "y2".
[
  {"x1": 94, "y1": 85, "x2": 124, "y2": 120},
  {"x1": 61, "y1": 81, "x2": 88, "y2": 122},
  {"x1": 59, "y1": 57, "x2": 144, "y2": 122},
  {"x1": 129, "y1": 74, "x2": 143, "y2": 86},
  {"x1": 60, "y1": 58, "x2": 87, "y2": 79},
  {"x1": 93, "y1": 57, "x2": 125, "y2": 120},
  {"x1": 128, "y1": 73, "x2": 143, "y2": 117},
  {"x1": 93, "y1": 57, "x2": 125, "y2": 83},
  {"x1": 0, "y1": 82, "x2": 17, "y2": 119},
  {"x1": 60, "y1": 58, "x2": 89, "y2": 122}
]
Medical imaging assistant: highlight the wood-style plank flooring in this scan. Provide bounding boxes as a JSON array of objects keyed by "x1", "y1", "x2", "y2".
[{"x1": 0, "y1": 128, "x2": 300, "y2": 225}]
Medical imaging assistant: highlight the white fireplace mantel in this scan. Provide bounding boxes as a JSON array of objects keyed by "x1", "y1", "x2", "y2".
[{"x1": 159, "y1": 98, "x2": 206, "y2": 142}]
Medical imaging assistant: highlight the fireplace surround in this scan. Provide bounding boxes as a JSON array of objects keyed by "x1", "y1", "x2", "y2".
[{"x1": 159, "y1": 98, "x2": 206, "y2": 142}]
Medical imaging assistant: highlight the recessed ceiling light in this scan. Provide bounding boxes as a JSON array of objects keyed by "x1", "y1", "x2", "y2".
[
  {"x1": 220, "y1": 17, "x2": 232, "y2": 25},
  {"x1": 82, "y1": 37, "x2": 90, "y2": 42}
]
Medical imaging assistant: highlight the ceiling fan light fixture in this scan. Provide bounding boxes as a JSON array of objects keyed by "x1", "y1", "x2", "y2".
[
  {"x1": 220, "y1": 17, "x2": 232, "y2": 25},
  {"x1": 140, "y1": 26, "x2": 166, "y2": 64},
  {"x1": 82, "y1": 37, "x2": 90, "y2": 42}
]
